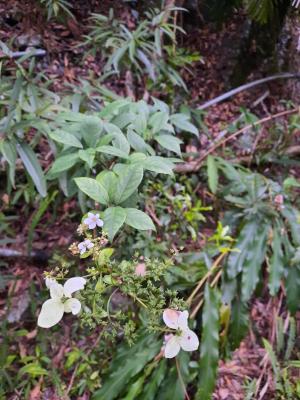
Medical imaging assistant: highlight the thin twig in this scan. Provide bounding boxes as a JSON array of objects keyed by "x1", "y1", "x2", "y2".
[
  {"x1": 198, "y1": 73, "x2": 300, "y2": 110},
  {"x1": 175, "y1": 108, "x2": 299, "y2": 173},
  {"x1": 187, "y1": 252, "x2": 226, "y2": 306}
]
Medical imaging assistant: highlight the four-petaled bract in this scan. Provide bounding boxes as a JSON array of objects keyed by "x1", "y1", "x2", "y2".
[
  {"x1": 78, "y1": 238, "x2": 94, "y2": 255},
  {"x1": 84, "y1": 212, "x2": 104, "y2": 230},
  {"x1": 38, "y1": 277, "x2": 86, "y2": 328},
  {"x1": 163, "y1": 309, "x2": 199, "y2": 358}
]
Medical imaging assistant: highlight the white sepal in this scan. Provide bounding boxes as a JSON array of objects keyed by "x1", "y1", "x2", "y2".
[
  {"x1": 64, "y1": 277, "x2": 86, "y2": 297},
  {"x1": 164, "y1": 335, "x2": 181, "y2": 358},
  {"x1": 37, "y1": 299, "x2": 64, "y2": 328},
  {"x1": 64, "y1": 298, "x2": 81, "y2": 315}
]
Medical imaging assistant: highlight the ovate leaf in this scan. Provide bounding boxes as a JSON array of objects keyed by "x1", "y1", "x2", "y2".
[
  {"x1": 103, "y1": 207, "x2": 126, "y2": 241},
  {"x1": 125, "y1": 208, "x2": 155, "y2": 231},
  {"x1": 96, "y1": 145, "x2": 129, "y2": 159},
  {"x1": 142, "y1": 156, "x2": 174, "y2": 175},
  {"x1": 170, "y1": 113, "x2": 198, "y2": 136},
  {"x1": 114, "y1": 165, "x2": 143, "y2": 204},
  {"x1": 197, "y1": 285, "x2": 220, "y2": 400},
  {"x1": 16, "y1": 142, "x2": 47, "y2": 197},
  {"x1": 48, "y1": 152, "x2": 79, "y2": 175},
  {"x1": 74, "y1": 178, "x2": 109, "y2": 205},
  {"x1": 96, "y1": 171, "x2": 118, "y2": 203},
  {"x1": 149, "y1": 111, "x2": 169, "y2": 134},
  {"x1": 155, "y1": 134, "x2": 182, "y2": 156},
  {"x1": 78, "y1": 149, "x2": 95, "y2": 168},
  {"x1": 49, "y1": 130, "x2": 83, "y2": 148}
]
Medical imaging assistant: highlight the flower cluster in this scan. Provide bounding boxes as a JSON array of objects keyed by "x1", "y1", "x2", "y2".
[{"x1": 38, "y1": 212, "x2": 200, "y2": 359}]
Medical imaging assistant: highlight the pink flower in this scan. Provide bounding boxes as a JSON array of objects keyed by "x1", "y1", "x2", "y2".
[{"x1": 135, "y1": 263, "x2": 146, "y2": 277}]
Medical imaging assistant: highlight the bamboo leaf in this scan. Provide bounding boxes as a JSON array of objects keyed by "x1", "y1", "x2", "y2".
[
  {"x1": 16, "y1": 142, "x2": 47, "y2": 197},
  {"x1": 229, "y1": 297, "x2": 249, "y2": 349},
  {"x1": 226, "y1": 220, "x2": 259, "y2": 278},
  {"x1": 207, "y1": 155, "x2": 218, "y2": 194},
  {"x1": 241, "y1": 223, "x2": 269, "y2": 301},
  {"x1": 268, "y1": 225, "x2": 285, "y2": 296}
]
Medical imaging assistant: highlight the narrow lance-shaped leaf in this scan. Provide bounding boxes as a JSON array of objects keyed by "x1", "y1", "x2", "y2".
[
  {"x1": 285, "y1": 263, "x2": 300, "y2": 314},
  {"x1": 268, "y1": 225, "x2": 285, "y2": 296},
  {"x1": 241, "y1": 223, "x2": 270, "y2": 301},
  {"x1": 92, "y1": 334, "x2": 161, "y2": 400},
  {"x1": 207, "y1": 155, "x2": 218, "y2": 194},
  {"x1": 226, "y1": 220, "x2": 259, "y2": 279},
  {"x1": 197, "y1": 285, "x2": 220, "y2": 400},
  {"x1": 16, "y1": 142, "x2": 47, "y2": 197},
  {"x1": 228, "y1": 297, "x2": 249, "y2": 349}
]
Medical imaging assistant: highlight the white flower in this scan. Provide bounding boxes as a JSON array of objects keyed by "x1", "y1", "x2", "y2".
[
  {"x1": 38, "y1": 277, "x2": 86, "y2": 328},
  {"x1": 78, "y1": 239, "x2": 94, "y2": 255},
  {"x1": 83, "y1": 212, "x2": 103, "y2": 230},
  {"x1": 163, "y1": 309, "x2": 199, "y2": 358}
]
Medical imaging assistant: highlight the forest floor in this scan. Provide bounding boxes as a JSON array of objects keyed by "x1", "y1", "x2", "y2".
[{"x1": 1, "y1": 1, "x2": 299, "y2": 399}]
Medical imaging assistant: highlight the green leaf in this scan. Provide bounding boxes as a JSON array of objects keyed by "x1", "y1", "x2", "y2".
[
  {"x1": 149, "y1": 111, "x2": 169, "y2": 134},
  {"x1": 285, "y1": 264, "x2": 300, "y2": 314},
  {"x1": 197, "y1": 285, "x2": 220, "y2": 400},
  {"x1": 281, "y1": 205, "x2": 300, "y2": 246},
  {"x1": 268, "y1": 226, "x2": 285, "y2": 296},
  {"x1": 96, "y1": 171, "x2": 118, "y2": 203},
  {"x1": 49, "y1": 130, "x2": 83, "y2": 148},
  {"x1": 127, "y1": 130, "x2": 154, "y2": 154},
  {"x1": 103, "y1": 122, "x2": 130, "y2": 155},
  {"x1": 96, "y1": 145, "x2": 129, "y2": 159},
  {"x1": 92, "y1": 333, "x2": 160, "y2": 400},
  {"x1": 114, "y1": 165, "x2": 143, "y2": 204},
  {"x1": 78, "y1": 149, "x2": 95, "y2": 168},
  {"x1": 16, "y1": 142, "x2": 47, "y2": 197},
  {"x1": 226, "y1": 220, "x2": 259, "y2": 278},
  {"x1": 27, "y1": 191, "x2": 58, "y2": 253},
  {"x1": 80, "y1": 116, "x2": 103, "y2": 147},
  {"x1": 142, "y1": 156, "x2": 174, "y2": 175},
  {"x1": 241, "y1": 223, "x2": 269, "y2": 301},
  {"x1": 103, "y1": 207, "x2": 126, "y2": 241},
  {"x1": 0, "y1": 139, "x2": 17, "y2": 187},
  {"x1": 19, "y1": 363, "x2": 48, "y2": 377},
  {"x1": 155, "y1": 134, "x2": 182, "y2": 156},
  {"x1": 207, "y1": 155, "x2": 218, "y2": 194},
  {"x1": 142, "y1": 360, "x2": 167, "y2": 400},
  {"x1": 125, "y1": 208, "x2": 155, "y2": 231},
  {"x1": 170, "y1": 113, "x2": 198, "y2": 136},
  {"x1": 75, "y1": 177, "x2": 109, "y2": 205},
  {"x1": 48, "y1": 152, "x2": 79, "y2": 175},
  {"x1": 229, "y1": 297, "x2": 249, "y2": 349}
]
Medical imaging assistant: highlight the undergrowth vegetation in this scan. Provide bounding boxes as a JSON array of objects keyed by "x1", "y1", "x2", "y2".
[{"x1": 0, "y1": 1, "x2": 299, "y2": 399}]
